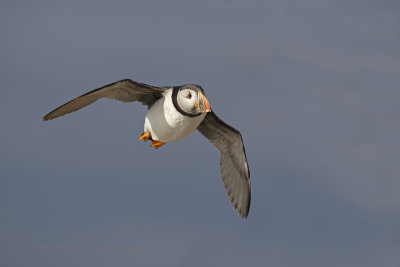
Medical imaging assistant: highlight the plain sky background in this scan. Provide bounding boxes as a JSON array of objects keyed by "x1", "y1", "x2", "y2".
[{"x1": 1, "y1": 0, "x2": 400, "y2": 266}]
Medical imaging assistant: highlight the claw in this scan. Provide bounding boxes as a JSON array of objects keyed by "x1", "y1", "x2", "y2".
[
  {"x1": 151, "y1": 140, "x2": 166, "y2": 149},
  {"x1": 139, "y1": 131, "x2": 151, "y2": 142}
]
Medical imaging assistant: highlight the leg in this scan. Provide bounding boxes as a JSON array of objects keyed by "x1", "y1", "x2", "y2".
[{"x1": 139, "y1": 131, "x2": 151, "y2": 142}]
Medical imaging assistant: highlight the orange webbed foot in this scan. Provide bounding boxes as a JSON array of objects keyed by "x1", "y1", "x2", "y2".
[{"x1": 151, "y1": 140, "x2": 166, "y2": 149}]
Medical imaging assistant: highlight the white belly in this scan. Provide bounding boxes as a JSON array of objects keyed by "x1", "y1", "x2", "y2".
[{"x1": 143, "y1": 90, "x2": 206, "y2": 143}]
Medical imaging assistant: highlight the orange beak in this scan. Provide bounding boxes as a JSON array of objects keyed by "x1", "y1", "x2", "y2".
[{"x1": 201, "y1": 93, "x2": 211, "y2": 113}]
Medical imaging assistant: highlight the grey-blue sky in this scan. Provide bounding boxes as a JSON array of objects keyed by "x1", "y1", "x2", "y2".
[{"x1": 1, "y1": 0, "x2": 399, "y2": 266}]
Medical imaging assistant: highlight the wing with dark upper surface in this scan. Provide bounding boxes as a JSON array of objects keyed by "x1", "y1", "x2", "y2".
[
  {"x1": 43, "y1": 79, "x2": 166, "y2": 121},
  {"x1": 197, "y1": 111, "x2": 251, "y2": 218}
]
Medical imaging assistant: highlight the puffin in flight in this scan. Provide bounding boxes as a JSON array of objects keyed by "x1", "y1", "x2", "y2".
[{"x1": 43, "y1": 79, "x2": 251, "y2": 218}]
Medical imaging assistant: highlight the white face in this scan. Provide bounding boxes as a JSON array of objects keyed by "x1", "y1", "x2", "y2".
[{"x1": 177, "y1": 88, "x2": 202, "y2": 115}]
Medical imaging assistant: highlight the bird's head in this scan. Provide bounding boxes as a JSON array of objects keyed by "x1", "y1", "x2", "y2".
[{"x1": 176, "y1": 84, "x2": 211, "y2": 115}]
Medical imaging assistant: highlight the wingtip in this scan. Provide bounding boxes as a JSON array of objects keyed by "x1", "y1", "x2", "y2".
[
  {"x1": 238, "y1": 207, "x2": 250, "y2": 219},
  {"x1": 42, "y1": 112, "x2": 66, "y2": 121},
  {"x1": 239, "y1": 213, "x2": 248, "y2": 219},
  {"x1": 42, "y1": 114, "x2": 52, "y2": 121}
]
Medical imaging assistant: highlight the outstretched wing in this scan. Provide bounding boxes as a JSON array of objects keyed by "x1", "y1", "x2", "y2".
[
  {"x1": 197, "y1": 111, "x2": 251, "y2": 218},
  {"x1": 43, "y1": 79, "x2": 166, "y2": 121}
]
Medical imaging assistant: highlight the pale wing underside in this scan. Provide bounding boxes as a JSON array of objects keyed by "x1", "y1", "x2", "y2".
[{"x1": 197, "y1": 111, "x2": 251, "y2": 218}]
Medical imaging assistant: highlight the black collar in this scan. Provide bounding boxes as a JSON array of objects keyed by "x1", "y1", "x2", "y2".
[{"x1": 171, "y1": 87, "x2": 202, "y2": 117}]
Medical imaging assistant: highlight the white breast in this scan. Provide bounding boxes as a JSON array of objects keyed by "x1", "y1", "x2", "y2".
[{"x1": 143, "y1": 89, "x2": 206, "y2": 143}]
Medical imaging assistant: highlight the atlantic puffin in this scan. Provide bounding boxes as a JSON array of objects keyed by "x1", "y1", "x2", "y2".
[{"x1": 43, "y1": 79, "x2": 251, "y2": 218}]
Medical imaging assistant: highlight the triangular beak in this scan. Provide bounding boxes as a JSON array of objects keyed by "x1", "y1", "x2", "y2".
[{"x1": 201, "y1": 93, "x2": 211, "y2": 113}]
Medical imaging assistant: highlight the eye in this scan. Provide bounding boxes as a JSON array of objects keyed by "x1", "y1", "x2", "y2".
[{"x1": 185, "y1": 91, "x2": 192, "y2": 99}]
